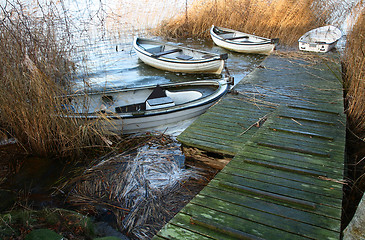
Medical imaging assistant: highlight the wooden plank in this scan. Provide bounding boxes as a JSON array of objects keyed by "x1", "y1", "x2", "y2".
[
  {"x1": 213, "y1": 173, "x2": 342, "y2": 207},
  {"x1": 208, "y1": 180, "x2": 341, "y2": 219},
  {"x1": 179, "y1": 130, "x2": 242, "y2": 148},
  {"x1": 200, "y1": 185, "x2": 341, "y2": 225},
  {"x1": 155, "y1": 220, "x2": 213, "y2": 240},
  {"x1": 239, "y1": 143, "x2": 344, "y2": 170},
  {"x1": 221, "y1": 164, "x2": 343, "y2": 198},
  {"x1": 177, "y1": 135, "x2": 236, "y2": 155},
  {"x1": 236, "y1": 146, "x2": 344, "y2": 177},
  {"x1": 256, "y1": 133, "x2": 343, "y2": 156},
  {"x1": 181, "y1": 203, "x2": 310, "y2": 240},
  {"x1": 223, "y1": 162, "x2": 342, "y2": 191},
  {"x1": 189, "y1": 194, "x2": 340, "y2": 239},
  {"x1": 155, "y1": 54, "x2": 344, "y2": 240}
]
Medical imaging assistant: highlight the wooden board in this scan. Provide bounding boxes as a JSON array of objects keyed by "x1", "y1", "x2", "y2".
[{"x1": 155, "y1": 53, "x2": 345, "y2": 240}]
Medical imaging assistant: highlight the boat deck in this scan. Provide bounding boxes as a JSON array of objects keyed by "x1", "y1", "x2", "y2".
[{"x1": 154, "y1": 52, "x2": 346, "y2": 239}]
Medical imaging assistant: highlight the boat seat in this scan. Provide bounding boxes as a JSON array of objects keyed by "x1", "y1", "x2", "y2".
[
  {"x1": 226, "y1": 35, "x2": 249, "y2": 40},
  {"x1": 202, "y1": 54, "x2": 215, "y2": 59},
  {"x1": 176, "y1": 54, "x2": 193, "y2": 60},
  {"x1": 152, "y1": 48, "x2": 182, "y2": 58},
  {"x1": 147, "y1": 96, "x2": 174, "y2": 106},
  {"x1": 143, "y1": 45, "x2": 163, "y2": 54},
  {"x1": 145, "y1": 85, "x2": 175, "y2": 110}
]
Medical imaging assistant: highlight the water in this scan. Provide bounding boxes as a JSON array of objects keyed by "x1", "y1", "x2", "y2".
[{"x1": 61, "y1": 0, "x2": 265, "y2": 134}]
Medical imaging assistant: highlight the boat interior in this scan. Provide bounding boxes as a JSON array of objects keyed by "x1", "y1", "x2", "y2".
[
  {"x1": 139, "y1": 41, "x2": 215, "y2": 60},
  {"x1": 69, "y1": 84, "x2": 217, "y2": 115}
]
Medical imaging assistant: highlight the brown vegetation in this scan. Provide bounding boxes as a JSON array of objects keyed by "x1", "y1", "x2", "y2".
[
  {"x1": 342, "y1": 7, "x2": 365, "y2": 229},
  {"x1": 0, "y1": 1, "x2": 111, "y2": 158},
  {"x1": 344, "y1": 10, "x2": 365, "y2": 139},
  {"x1": 154, "y1": 0, "x2": 342, "y2": 46}
]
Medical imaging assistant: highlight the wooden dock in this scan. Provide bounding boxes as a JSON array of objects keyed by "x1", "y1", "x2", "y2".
[{"x1": 154, "y1": 52, "x2": 346, "y2": 239}]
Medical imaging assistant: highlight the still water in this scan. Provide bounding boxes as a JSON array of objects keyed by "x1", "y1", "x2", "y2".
[{"x1": 62, "y1": 0, "x2": 265, "y2": 134}]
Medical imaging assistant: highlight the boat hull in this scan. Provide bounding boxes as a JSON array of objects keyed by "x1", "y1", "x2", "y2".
[
  {"x1": 298, "y1": 26, "x2": 342, "y2": 53},
  {"x1": 133, "y1": 37, "x2": 225, "y2": 74},
  {"x1": 210, "y1": 26, "x2": 275, "y2": 55},
  {"x1": 64, "y1": 79, "x2": 229, "y2": 134},
  {"x1": 101, "y1": 100, "x2": 216, "y2": 134}
]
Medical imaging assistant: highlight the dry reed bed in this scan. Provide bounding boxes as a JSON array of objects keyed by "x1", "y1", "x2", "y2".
[
  {"x1": 154, "y1": 0, "x2": 341, "y2": 46},
  {"x1": 58, "y1": 135, "x2": 203, "y2": 239},
  {"x1": 344, "y1": 10, "x2": 365, "y2": 139},
  {"x1": 0, "y1": 1, "x2": 112, "y2": 158}
]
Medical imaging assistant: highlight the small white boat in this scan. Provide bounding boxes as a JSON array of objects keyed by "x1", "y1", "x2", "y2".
[
  {"x1": 298, "y1": 26, "x2": 342, "y2": 53},
  {"x1": 133, "y1": 37, "x2": 228, "y2": 74},
  {"x1": 210, "y1": 25, "x2": 278, "y2": 55},
  {"x1": 61, "y1": 79, "x2": 229, "y2": 134}
]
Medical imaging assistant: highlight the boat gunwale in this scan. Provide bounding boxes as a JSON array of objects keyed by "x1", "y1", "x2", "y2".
[
  {"x1": 63, "y1": 80, "x2": 229, "y2": 120},
  {"x1": 134, "y1": 37, "x2": 225, "y2": 64},
  {"x1": 298, "y1": 25, "x2": 342, "y2": 45},
  {"x1": 210, "y1": 25, "x2": 274, "y2": 46}
]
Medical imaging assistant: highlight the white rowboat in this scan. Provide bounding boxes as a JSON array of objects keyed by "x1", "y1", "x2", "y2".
[
  {"x1": 210, "y1": 25, "x2": 278, "y2": 55},
  {"x1": 298, "y1": 26, "x2": 342, "y2": 53},
  {"x1": 133, "y1": 37, "x2": 227, "y2": 74},
  {"x1": 62, "y1": 79, "x2": 229, "y2": 134}
]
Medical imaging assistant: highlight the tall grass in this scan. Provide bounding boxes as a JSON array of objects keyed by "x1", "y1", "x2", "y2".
[
  {"x1": 0, "y1": 1, "x2": 111, "y2": 158},
  {"x1": 344, "y1": 9, "x2": 365, "y2": 139},
  {"x1": 154, "y1": 0, "x2": 345, "y2": 46}
]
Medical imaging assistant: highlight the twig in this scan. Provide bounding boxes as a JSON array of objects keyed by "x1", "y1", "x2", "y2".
[
  {"x1": 291, "y1": 118, "x2": 302, "y2": 125},
  {"x1": 239, "y1": 113, "x2": 270, "y2": 136}
]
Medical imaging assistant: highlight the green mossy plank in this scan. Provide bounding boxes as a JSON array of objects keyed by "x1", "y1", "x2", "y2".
[
  {"x1": 151, "y1": 236, "x2": 168, "y2": 240},
  {"x1": 180, "y1": 202, "x2": 311, "y2": 240},
  {"x1": 189, "y1": 193, "x2": 340, "y2": 239},
  {"x1": 255, "y1": 133, "x2": 343, "y2": 156},
  {"x1": 267, "y1": 118, "x2": 344, "y2": 137},
  {"x1": 207, "y1": 180, "x2": 341, "y2": 219},
  {"x1": 179, "y1": 130, "x2": 242, "y2": 149},
  {"x1": 254, "y1": 139, "x2": 335, "y2": 159},
  {"x1": 236, "y1": 145, "x2": 344, "y2": 177},
  {"x1": 185, "y1": 124, "x2": 253, "y2": 142},
  {"x1": 213, "y1": 172, "x2": 342, "y2": 207},
  {"x1": 240, "y1": 143, "x2": 344, "y2": 170},
  {"x1": 199, "y1": 185, "x2": 341, "y2": 228},
  {"x1": 155, "y1": 221, "x2": 213, "y2": 240},
  {"x1": 277, "y1": 114, "x2": 337, "y2": 126},
  {"x1": 165, "y1": 54, "x2": 345, "y2": 240},
  {"x1": 167, "y1": 213, "x2": 238, "y2": 240},
  {"x1": 220, "y1": 164, "x2": 343, "y2": 199},
  {"x1": 223, "y1": 162, "x2": 342, "y2": 191},
  {"x1": 268, "y1": 116, "x2": 344, "y2": 134},
  {"x1": 264, "y1": 126, "x2": 340, "y2": 142},
  {"x1": 177, "y1": 135, "x2": 236, "y2": 155}
]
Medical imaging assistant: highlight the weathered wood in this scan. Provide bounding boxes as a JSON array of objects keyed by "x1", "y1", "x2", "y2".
[
  {"x1": 200, "y1": 185, "x2": 342, "y2": 225},
  {"x1": 189, "y1": 195, "x2": 340, "y2": 239},
  {"x1": 154, "y1": 53, "x2": 345, "y2": 240}
]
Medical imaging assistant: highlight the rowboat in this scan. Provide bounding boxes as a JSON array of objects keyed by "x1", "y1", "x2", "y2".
[
  {"x1": 210, "y1": 25, "x2": 278, "y2": 55},
  {"x1": 61, "y1": 79, "x2": 230, "y2": 134},
  {"x1": 133, "y1": 37, "x2": 228, "y2": 74},
  {"x1": 298, "y1": 26, "x2": 342, "y2": 53}
]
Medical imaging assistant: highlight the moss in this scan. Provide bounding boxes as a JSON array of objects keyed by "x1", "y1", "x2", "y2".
[{"x1": 0, "y1": 208, "x2": 96, "y2": 239}]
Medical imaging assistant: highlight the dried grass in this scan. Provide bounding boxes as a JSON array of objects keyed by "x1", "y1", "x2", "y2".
[
  {"x1": 0, "y1": 1, "x2": 113, "y2": 158},
  {"x1": 59, "y1": 135, "x2": 203, "y2": 239},
  {"x1": 154, "y1": 0, "x2": 347, "y2": 46},
  {"x1": 344, "y1": 8, "x2": 365, "y2": 139}
]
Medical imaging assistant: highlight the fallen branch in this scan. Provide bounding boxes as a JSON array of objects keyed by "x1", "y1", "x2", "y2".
[{"x1": 239, "y1": 113, "x2": 270, "y2": 136}]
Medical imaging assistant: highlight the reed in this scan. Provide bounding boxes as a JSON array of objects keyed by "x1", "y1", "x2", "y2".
[
  {"x1": 343, "y1": 9, "x2": 365, "y2": 139},
  {"x1": 0, "y1": 1, "x2": 111, "y2": 158},
  {"x1": 154, "y1": 0, "x2": 343, "y2": 46}
]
